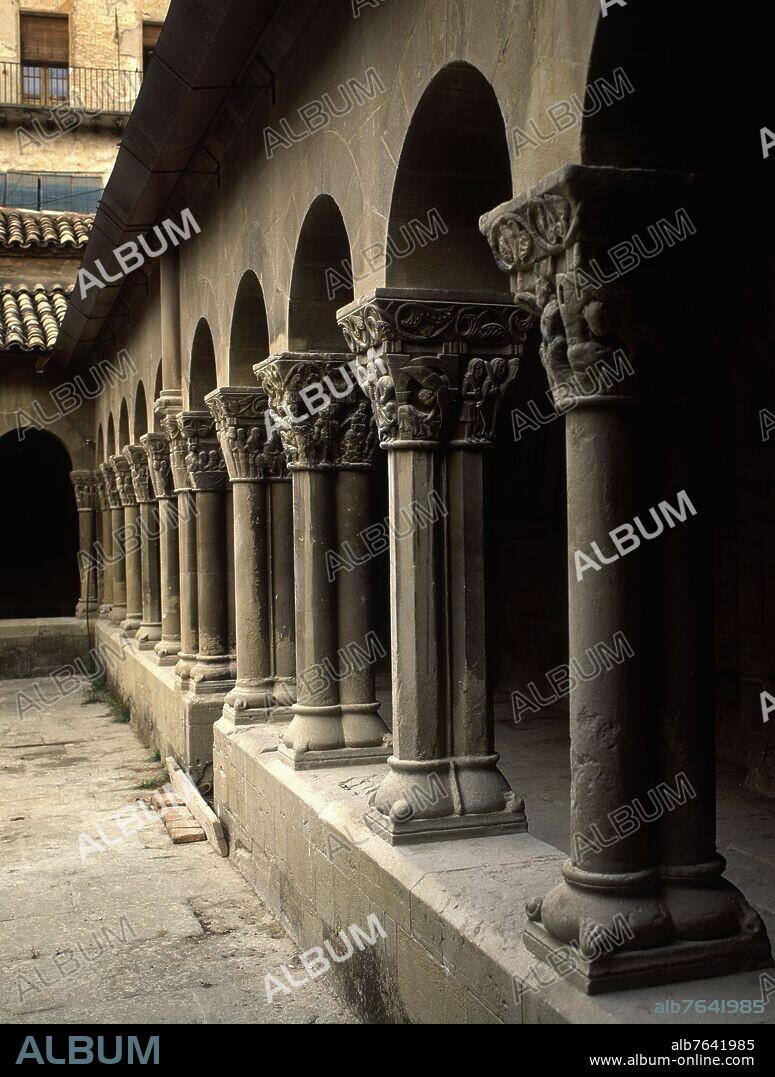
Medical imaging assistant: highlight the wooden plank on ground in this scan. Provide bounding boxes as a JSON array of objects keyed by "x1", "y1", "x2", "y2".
[{"x1": 166, "y1": 756, "x2": 228, "y2": 856}]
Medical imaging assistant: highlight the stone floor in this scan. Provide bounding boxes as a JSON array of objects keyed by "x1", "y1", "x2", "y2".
[{"x1": 0, "y1": 677, "x2": 356, "y2": 1025}]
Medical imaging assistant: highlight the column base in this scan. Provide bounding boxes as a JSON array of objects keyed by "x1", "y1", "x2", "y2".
[
  {"x1": 175, "y1": 652, "x2": 197, "y2": 690},
  {"x1": 524, "y1": 867, "x2": 773, "y2": 994},
  {"x1": 121, "y1": 612, "x2": 142, "y2": 634},
  {"x1": 278, "y1": 703, "x2": 392, "y2": 769},
  {"x1": 153, "y1": 637, "x2": 181, "y2": 666},
  {"x1": 136, "y1": 623, "x2": 163, "y2": 650},
  {"x1": 222, "y1": 681, "x2": 276, "y2": 726},
  {"x1": 278, "y1": 739, "x2": 392, "y2": 771},
  {"x1": 523, "y1": 918, "x2": 773, "y2": 996},
  {"x1": 367, "y1": 753, "x2": 526, "y2": 845},
  {"x1": 365, "y1": 802, "x2": 528, "y2": 846},
  {"x1": 188, "y1": 655, "x2": 235, "y2": 696},
  {"x1": 267, "y1": 677, "x2": 296, "y2": 721},
  {"x1": 99, "y1": 604, "x2": 112, "y2": 620},
  {"x1": 108, "y1": 604, "x2": 127, "y2": 624},
  {"x1": 76, "y1": 599, "x2": 99, "y2": 618}
]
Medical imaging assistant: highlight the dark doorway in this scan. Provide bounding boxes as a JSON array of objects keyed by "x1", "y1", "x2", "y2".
[{"x1": 0, "y1": 429, "x2": 79, "y2": 618}]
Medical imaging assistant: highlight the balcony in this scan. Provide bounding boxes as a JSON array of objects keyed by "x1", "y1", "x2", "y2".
[{"x1": 0, "y1": 61, "x2": 142, "y2": 117}]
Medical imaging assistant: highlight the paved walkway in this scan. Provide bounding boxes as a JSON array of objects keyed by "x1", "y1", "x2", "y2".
[{"x1": 0, "y1": 678, "x2": 354, "y2": 1025}]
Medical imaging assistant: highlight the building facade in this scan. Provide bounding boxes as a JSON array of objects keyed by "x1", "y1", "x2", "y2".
[{"x1": 2, "y1": 0, "x2": 774, "y2": 1023}]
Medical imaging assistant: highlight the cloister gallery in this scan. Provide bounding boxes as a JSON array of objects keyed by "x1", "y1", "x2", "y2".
[{"x1": 1, "y1": 0, "x2": 774, "y2": 1026}]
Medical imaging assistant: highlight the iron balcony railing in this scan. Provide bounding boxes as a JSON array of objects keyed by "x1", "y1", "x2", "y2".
[{"x1": 0, "y1": 61, "x2": 142, "y2": 114}]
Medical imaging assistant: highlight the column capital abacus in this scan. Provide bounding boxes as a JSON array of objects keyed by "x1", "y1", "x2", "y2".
[
  {"x1": 123, "y1": 444, "x2": 154, "y2": 504},
  {"x1": 110, "y1": 455, "x2": 137, "y2": 508},
  {"x1": 254, "y1": 352, "x2": 378, "y2": 471},
  {"x1": 100, "y1": 463, "x2": 121, "y2": 510},
  {"x1": 337, "y1": 290, "x2": 531, "y2": 448},
  {"x1": 205, "y1": 386, "x2": 287, "y2": 483},
  {"x1": 177, "y1": 411, "x2": 228, "y2": 493},
  {"x1": 479, "y1": 164, "x2": 698, "y2": 408},
  {"x1": 70, "y1": 470, "x2": 96, "y2": 512},
  {"x1": 141, "y1": 433, "x2": 175, "y2": 500}
]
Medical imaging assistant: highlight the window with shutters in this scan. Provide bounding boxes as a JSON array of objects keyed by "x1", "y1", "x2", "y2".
[
  {"x1": 142, "y1": 23, "x2": 162, "y2": 72},
  {"x1": 20, "y1": 13, "x2": 69, "y2": 107}
]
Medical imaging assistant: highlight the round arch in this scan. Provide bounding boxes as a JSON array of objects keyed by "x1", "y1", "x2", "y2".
[
  {"x1": 106, "y1": 414, "x2": 116, "y2": 458},
  {"x1": 133, "y1": 381, "x2": 148, "y2": 443},
  {"x1": 387, "y1": 61, "x2": 512, "y2": 292},
  {"x1": 187, "y1": 319, "x2": 218, "y2": 408},
  {"x1": 229, "y1": 271, "x2": 269, "y2": 383},
  {"x1": 0, "y1": 429, "x2": 79, "y2": 618},
  {"x1": 118, "y1": 399, "x2": 130, "y2": 453},
  {"x1": 288, "y1": 195, "x2": 353, "y2": 351}
]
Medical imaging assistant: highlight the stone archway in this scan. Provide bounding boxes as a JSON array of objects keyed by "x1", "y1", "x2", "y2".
[{"x1": 0, "y1": 429, "x2": 79, "y2": 618}]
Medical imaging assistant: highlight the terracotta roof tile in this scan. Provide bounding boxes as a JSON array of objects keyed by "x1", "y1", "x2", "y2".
[
  {"x1": 0, "y1": 208, "x2": 94, "y2": 250},
  {"x1": 0, "y1": 284, "x2": 70, "y2": 351}
]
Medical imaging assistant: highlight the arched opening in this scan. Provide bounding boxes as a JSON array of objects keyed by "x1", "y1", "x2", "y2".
[
  {"x1": 583, "y1": 7, "x2": 775, "y2": 801},
  {"x1": 188, "y1": 319, "x2": 218, "y2": 407},
  {"x1": 0, "y1": 430, "x2": 79, "y2": 618},
  {"x1": 118, "y1": 399, "x2": 130, "y2": 453},
  {"x1": 96, "y1": 425, "x2": 104, "y2": 465},
  {"x1": 106, "y1": 414, "x2": 116, "y2": 459},
  {"x1": 582, "y1": 3, "x2": 720, "y2": 171},
  {"x1": 133, "y1": 382, "x2": 148, "y2": 443},
  {"x1": 288, "y1": 195, "x2": 353, "y2": 351},
  {"x1": 387, "y1": 62, "x2": 512, "y2": 292},
  {"x1": 151, "y1": 362, "x2": 163, "y2": 431},
  {"x1": 229, "y1": 271, "x2": 270, "y2": 383}
]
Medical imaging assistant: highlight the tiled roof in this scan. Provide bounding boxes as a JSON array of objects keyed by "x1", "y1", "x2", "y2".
[
  {"x1": 0, "y1": 209, "x2": 94, "y2": 249},
  {"x1": 0, "y1": 284, "x2": 70, "y2": 351}
]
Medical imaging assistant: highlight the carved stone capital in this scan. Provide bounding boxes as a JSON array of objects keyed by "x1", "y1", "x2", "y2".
[
  {"x1": 141, "y1": 433, "x2": 174, "y2": 499},
  {"x1": 177, "y1": 411, "x2": 228, "y2": 493},
  {"x1": 95, "y1": 472, "x2": 108, "y2": 513},
  {"x1": 70, "y1": 470, "x2": 96, "y2": 511},
  {"x1": 110, "y1": 455, "x2": 136, "y2": 508},
  {"x1": 336, "y1": 292, "x2": 531, "y2": 448},
  {"x1": 338, "y1": 290, "x2": 532, "y2": 356},
  {"x1": 205, "y1": 387, "x2": 287, "y2": 482},
  {"x1": 160, "y1": 413, "x2": 188, "y2": 493},
  {"x1": 255, "y1": 353, "x2": 378, "y2": 471},
  {"x1": 480, "y1": 165, "x2": 697, "y2": 404},
  {"x1": 100, "y1": 463, "x2": 121, "y2": 510},
  {"x1": 123, "y1": 445, "x2": 154, "y2": 504}
]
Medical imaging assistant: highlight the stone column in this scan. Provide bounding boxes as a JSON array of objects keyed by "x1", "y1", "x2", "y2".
[
  {"x1": 256, "y1": 354, "x2": 391, "y2": 769},
  {"x1": 207, "y1": 387, "x2": 294, "y2": 723},
  {"x1": 162, "y1": 413, "x2": 198, "y2": 688},
  {"x1": 101, "y1": 463, "x2": 126, "y2": 624},
  {"x1": 94, "y1": 471, "x2": 108, "y2": 616},
  {"x1": 177, "y1": 411, "x2": 232, "y2": 694},
  {"x1": 338, "y1": 296, "x2": 529, "y2": 842},
  {"x1": 70, "y1": 471, "x2": 98, "y2": 618},
  {"x1": 124, "y1": 445, "x2": 162, "y2": 650},
  {"x1": 269, "y1": 471, "x2": 296, "y2": 719},
  {"x1": 141, "y1": 431, "x2": 182, "y2": 665},
  {"x1": 480, "y1": 163, "x2": 771, "y2": 992},
  {"x1": 111, "y1": 456, "x2": 142, "y2": 635}
]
